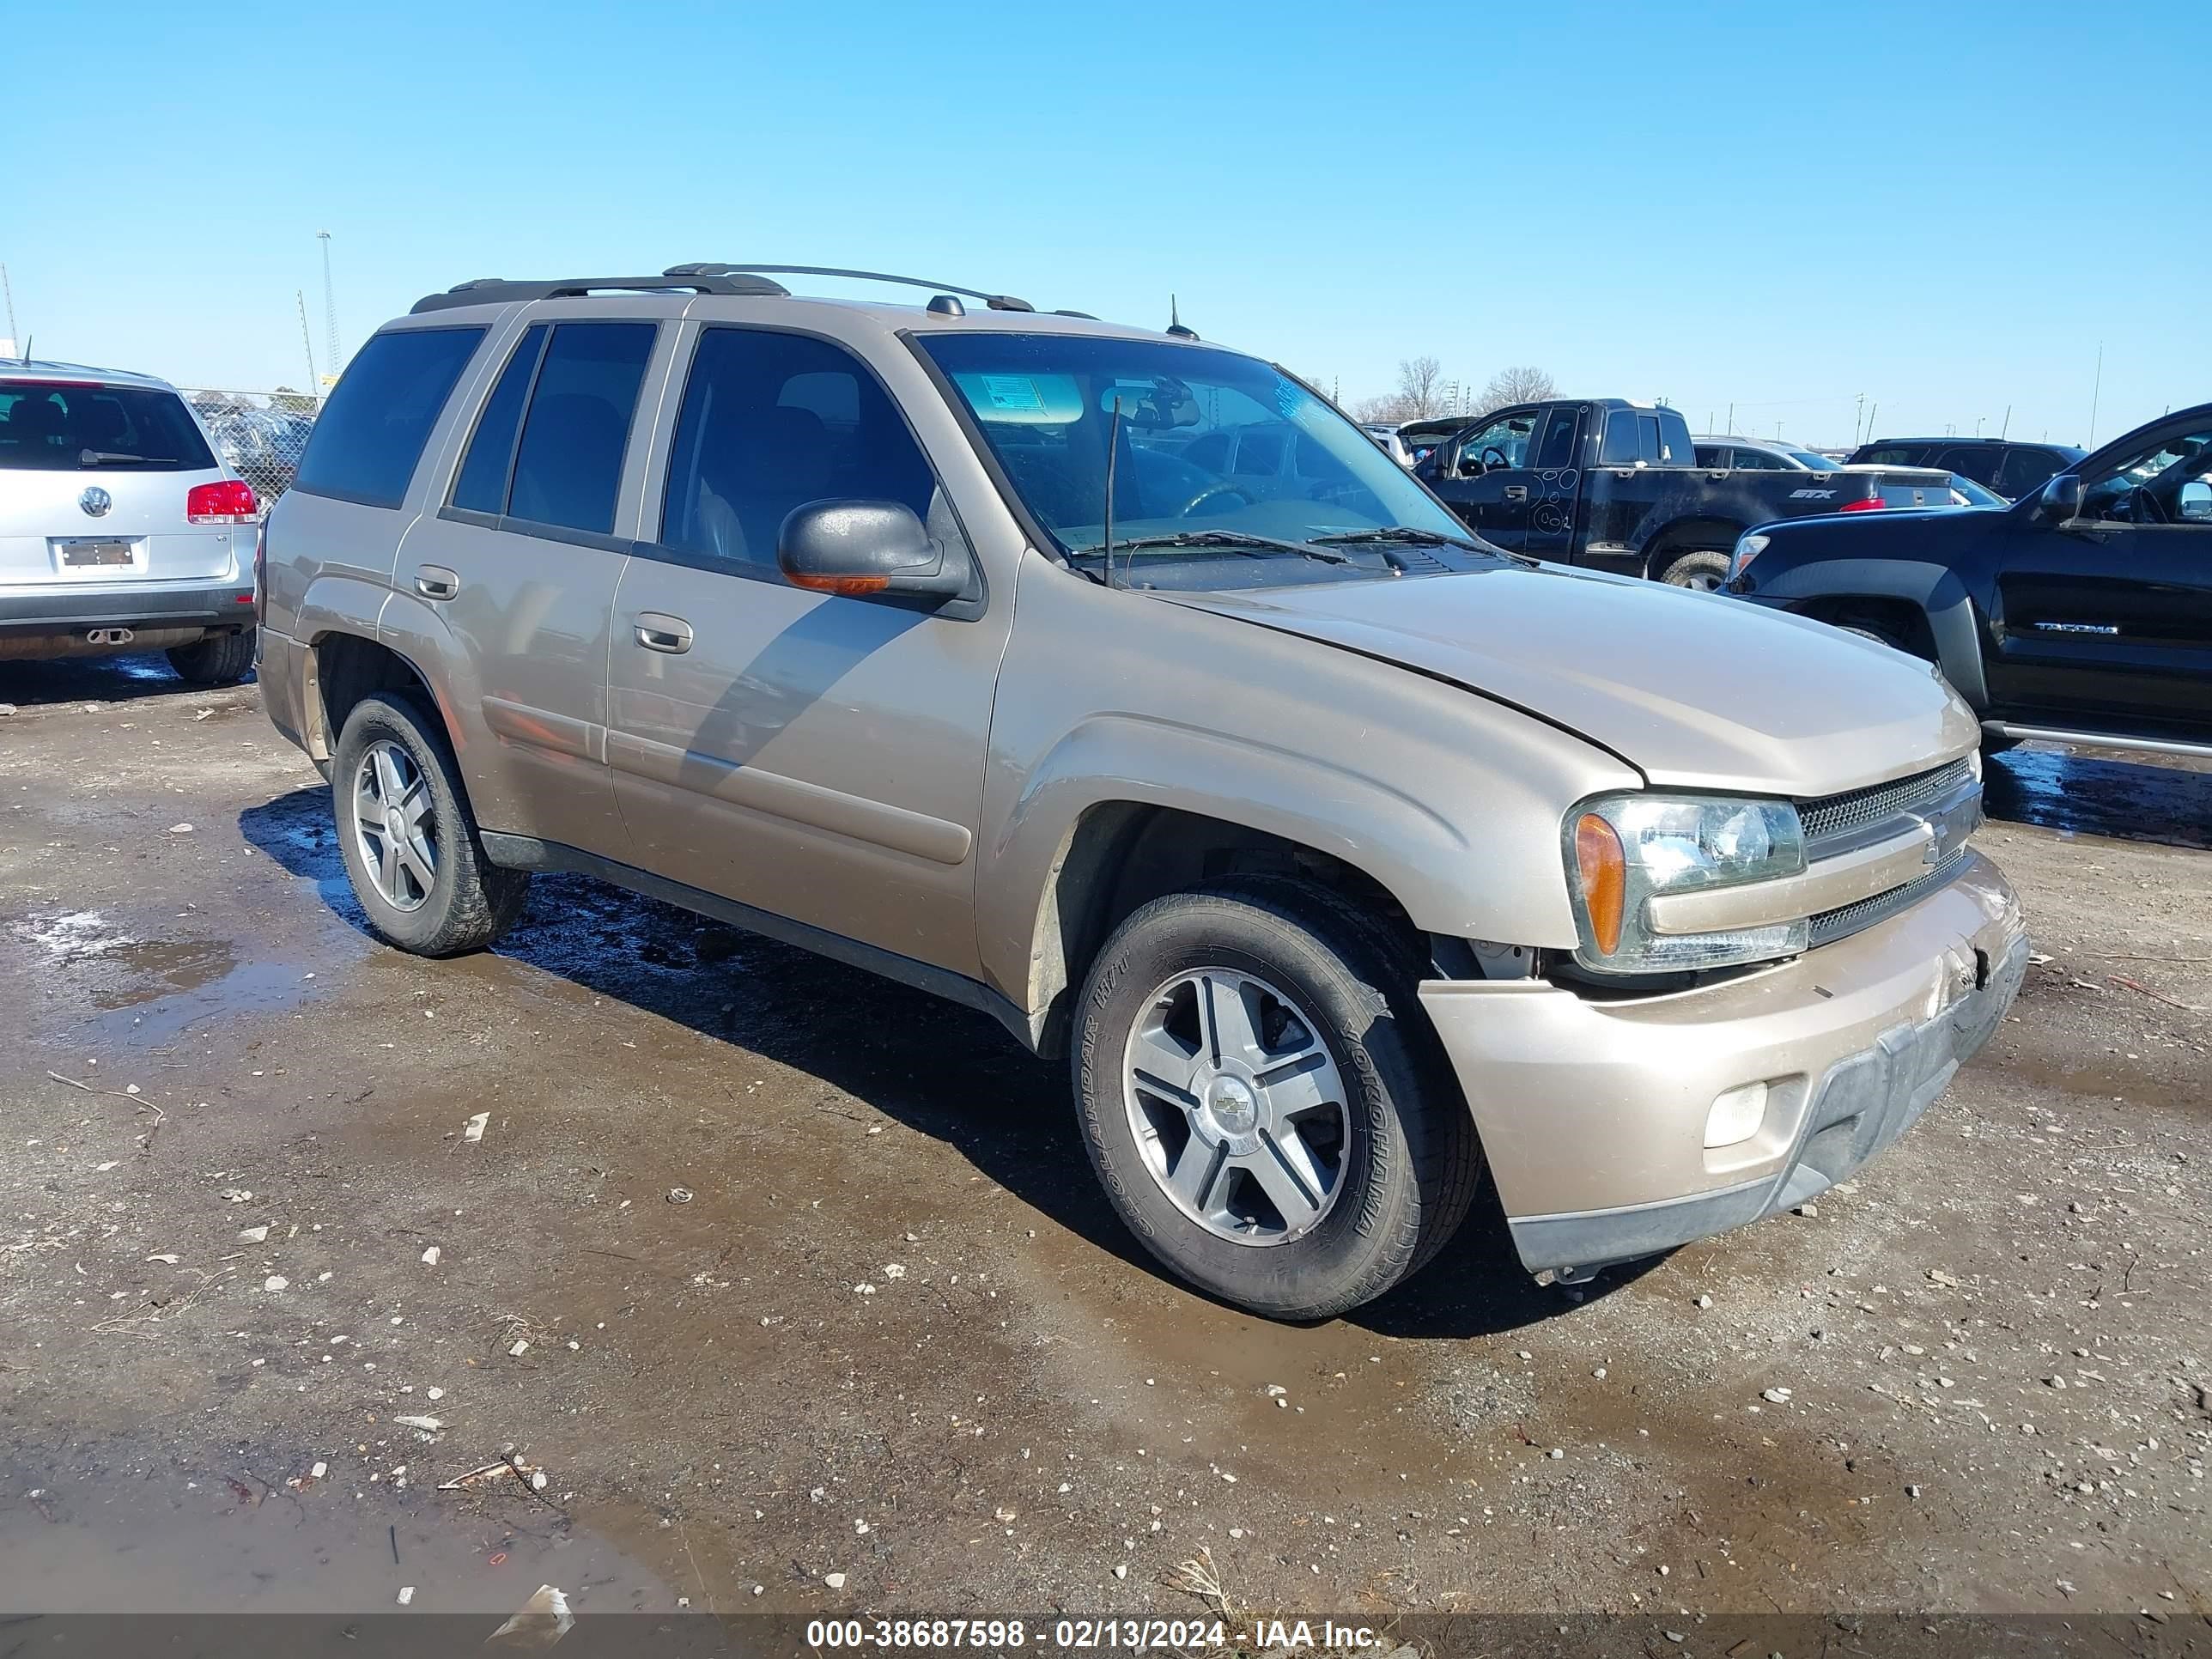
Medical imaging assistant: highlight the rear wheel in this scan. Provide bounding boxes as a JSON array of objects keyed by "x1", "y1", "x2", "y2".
[
  {"x1": 1073, "y1": 876, "x2": 1482, "y2": 1320},
  {"x1": 331, "y1": 692, "x2": 529, "y2": 956},
  {"x1": 166, "y1": 628, "x2": 256, "y2": 686},
  {"x1": 1656, "y1": 549, "x2": 1733, "y2": 591}
]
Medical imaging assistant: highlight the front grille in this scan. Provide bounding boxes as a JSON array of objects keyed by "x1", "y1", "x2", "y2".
[
  {"x1": 1809, "y1": 847, "x2": 1972, "y2": 947},
  {"x1": 1800, "y1": 757, "x2": 1975, "y2": 854}
]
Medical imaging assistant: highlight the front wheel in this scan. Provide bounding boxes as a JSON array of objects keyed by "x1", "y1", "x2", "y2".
[
  {"x1": 331, "y1": 692, "x2": 529, "y2": 957},
  {"x1": 1656, "y1": 549, "x2": 1733, "y2": 591},
  {"x1": 1073, "y1": 876, "x2": 1482, "y2": 1320}
]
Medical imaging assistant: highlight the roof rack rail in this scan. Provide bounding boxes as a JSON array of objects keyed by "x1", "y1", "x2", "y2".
[
  {"x1": 410, "y1": 271, "x2": 791, "y2": 314},
  {"x1": 664, "y1": 264, "x2": 1035, "y2": 313}
]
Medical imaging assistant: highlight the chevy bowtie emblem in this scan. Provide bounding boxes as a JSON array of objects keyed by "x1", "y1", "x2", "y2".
[
  {"x1": 80, "y1": 486, "x2": 112, "y2": 517},
  {"x1": 1917, "y1": 793, "x2": 1984, "y2": 866}
]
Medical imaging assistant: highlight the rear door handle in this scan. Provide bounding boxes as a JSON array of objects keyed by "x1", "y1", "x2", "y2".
[
  {"x1": 634, "y1": 612, "x2": 694, "y2": 654},
  {"x1": 1502, "y1": 485, "x2": 1528, "y2": 501},
  {"x1": 416, "y1": 565, "x2": 460, "y2": 600}
]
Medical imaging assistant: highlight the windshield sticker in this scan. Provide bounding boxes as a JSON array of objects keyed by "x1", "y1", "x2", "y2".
[{"x1": 978, "y1": 375, "x2": 1046, "y2": 414}]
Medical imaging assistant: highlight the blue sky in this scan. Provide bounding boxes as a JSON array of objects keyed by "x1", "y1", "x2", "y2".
[{"x1": 8, "y1": 1, "x2": 2205, "y2": 447}]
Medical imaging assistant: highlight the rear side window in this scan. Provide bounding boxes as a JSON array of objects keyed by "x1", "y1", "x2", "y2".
[
  {"x1": 1599, "y1": 410, "x2": 1638, "y2": 465},
  {"x1": 506, "y1": 323, "x2": 657, "y2": 536},
  {"x1": 1994, "y1": 446, "x2": 2065, "y2": 498},
  {"x1": 1936, "y1": 446, "x2": 2002, "y2": 486},
  {"x1": 0, "y1": 382, "x2": 215, "y2": 472},
  {"x1": 1857, "y1": 444, "x2": 1927, "y2": 466},
  {"x1": 294, "y1": 327, "x2": 484, "y2": 507},
  {"x1": 450, "y1": 325, "x2": 549, "y2": 514},
  {"x1": 660, "y1": 327, "x2": 937, "y2": 573}
]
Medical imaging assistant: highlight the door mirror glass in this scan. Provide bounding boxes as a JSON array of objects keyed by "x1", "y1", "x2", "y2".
[
  {"x1": 778, "y1": 500, "x2": 969, "y2": 599},
  {"x1": 2038, "y1": 472, "x2": 2082, "y2": 522},
  {"x1": 2180, "y1": 479, "x2": 2212, "y2": 523}
]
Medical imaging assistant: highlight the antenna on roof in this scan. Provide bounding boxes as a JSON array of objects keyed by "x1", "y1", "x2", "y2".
[{"x1": 1165, "y1": 295, "x2": 1197, "y2": 341}]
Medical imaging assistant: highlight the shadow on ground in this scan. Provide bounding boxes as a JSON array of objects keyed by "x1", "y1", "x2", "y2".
[{"x1": 240, "y1": 784, "x2": 1605, "y2": 1339}]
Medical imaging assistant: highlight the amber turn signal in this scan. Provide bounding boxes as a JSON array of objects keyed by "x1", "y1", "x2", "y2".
[
  {"x1": 787, "y1": 573, "x2": 891, "y2": 597},
  {"x1": 1574, "y1": 812, "x2": 1626, "y2": 955}
]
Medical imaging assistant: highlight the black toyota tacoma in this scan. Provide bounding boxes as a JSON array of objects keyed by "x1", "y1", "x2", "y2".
[
  {"x1": 1412, "y1": 398, "x2": 1952, "y2": 588},
  {"x1": 1729, "y1": 403, "x2": 2212, "y2": 758}
]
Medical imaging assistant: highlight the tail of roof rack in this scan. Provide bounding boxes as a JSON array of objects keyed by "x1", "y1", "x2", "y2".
[
  {"x1": 664, "y1": 264, "x2": 1035, "y2": 313},
  {"x1": 410, "y1": 271, "x2": 792, "y2": 314}
]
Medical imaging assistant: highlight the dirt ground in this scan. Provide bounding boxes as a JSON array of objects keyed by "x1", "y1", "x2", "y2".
[{"x1": 1, "y1": 655, "x2": 2206, "y2": 1633}]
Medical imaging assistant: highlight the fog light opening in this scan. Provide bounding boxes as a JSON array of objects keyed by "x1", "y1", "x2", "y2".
[{"x1": 1705, "y1": 1080, "x2": 1771, "y2": 1149}]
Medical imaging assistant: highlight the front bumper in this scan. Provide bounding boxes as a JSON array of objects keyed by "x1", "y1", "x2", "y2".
[
  {"x1": 0, "y1": 577, "x2": 258, "y2": 635},
  {"x1": 1419, "y1": 850, "x2": 2025, "y2": 1273}
]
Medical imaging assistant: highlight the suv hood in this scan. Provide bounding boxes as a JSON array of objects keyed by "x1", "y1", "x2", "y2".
[{"x1": 1163, "y1": 562, "x2": 1979, "y2": 796}]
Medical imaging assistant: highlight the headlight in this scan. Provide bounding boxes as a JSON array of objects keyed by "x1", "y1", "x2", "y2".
[
  {"x1": 1565, "y1": 793, "x2": 1808, "y2": 974},
  {"x1": 1728, "y1": 533, "x2": 1769, "y2": 582}
]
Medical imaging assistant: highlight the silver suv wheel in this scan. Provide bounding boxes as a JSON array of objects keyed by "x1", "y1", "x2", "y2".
[
  {"x1": 1122, "y1": 968, "x2": 1350, "y2": 1245},
  {"x1": 351, "y1": 738, "x2": 438, "y2": 913}
]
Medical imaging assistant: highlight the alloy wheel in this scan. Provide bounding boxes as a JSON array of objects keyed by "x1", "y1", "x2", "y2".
[{"x1": 1121, "y1": 968, "x2": 1352, "y2": 1245}]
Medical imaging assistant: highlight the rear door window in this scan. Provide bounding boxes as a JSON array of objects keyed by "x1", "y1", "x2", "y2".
[
  {"x1": 1858, "y1": 444, "x2": 1929, "y2": 466},
  {"x1": 1936, "y1": 447, "x2": 2002, "y2": 486},
  {"x1": 293, "y1": 327, "x2": 484, "y2": 507},
  {"x1": 449, "y1": 325, "x2": 549, "y2": 514},
  {"x1": 0, "y1": 382, "x2": 216, "y2": 472},
  {"x1": 1730, "y1": 447, "x2": 1784, "y2": 471},
  {"x1": 506, "y1": 323, "x2": 657, "y2": 536},
  {"x1": 1994, "y1": 446, "x2": 2065, "y2": 498}
]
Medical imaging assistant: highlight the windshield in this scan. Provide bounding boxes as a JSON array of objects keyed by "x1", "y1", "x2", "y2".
[
  {"x1": 1785, "y1": 449, "x2": 1836, "y2": 471},
  {"x1": 1948, "y1": 473, "x2": 2006, "y2": 507},
  {"x1": 919, "y1": 333, "x2": 1480, "y2": 581},
  {"x1": 0, "y1": 381, "x2": 217, "y2": 471}
]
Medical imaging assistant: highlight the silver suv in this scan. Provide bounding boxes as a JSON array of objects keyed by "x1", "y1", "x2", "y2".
[
  {"x1": 1, "y1": 361, "x2": 260, "y2": 682},
  {"x1": 258, "y1": 265, "x2": 2027, "y2": 1319}
]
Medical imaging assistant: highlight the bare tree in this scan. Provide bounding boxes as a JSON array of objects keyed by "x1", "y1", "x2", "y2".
[
  {"x1": 1352, "y1": 392, "x2": 1416, "y2": 425},
  {"x1": 1477, "y1": 365, "x2": 1557, "y2": 411},
  {"x1": 1397, "y1": 355, "x2": 1446, "y2": 419}
]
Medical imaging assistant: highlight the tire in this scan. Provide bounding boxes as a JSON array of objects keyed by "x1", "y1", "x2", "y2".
[
  {"x1": 331, "y1": 691, "x2": 529, "y2": 957},
  {"x1": 1073, "y1": 875, "x2": 1483, "y2": 1320},
  {"x1": 1655, "y1": 549, "x2": 1733, "y2": 591},
  {"x1": 166, "y1": 628, "x2": 257, "y2": 686},
  {"x1": 1835, "y1": 623, "x2": 1911, "y2": 653}
]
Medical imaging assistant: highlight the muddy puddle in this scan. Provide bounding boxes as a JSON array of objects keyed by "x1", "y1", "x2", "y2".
[
  {"x1": 1984, "y1": 744, "x2": 2212, "y2": 848},
  {"x1": 0, "y1": 1444, "x2": 672, "y2": 1616},
  {"x1": 13, "y1": 908, "x2": 333, "y2": 1049}
]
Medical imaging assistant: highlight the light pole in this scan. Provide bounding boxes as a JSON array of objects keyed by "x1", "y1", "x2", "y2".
[{"x1": 317, "y1": 231, "x2": 339, "y2": 385}]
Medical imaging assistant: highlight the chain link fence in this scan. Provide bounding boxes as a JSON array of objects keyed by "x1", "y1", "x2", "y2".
[{"x1": 179, "y1": 389, "x2": 319, "y2": 513}]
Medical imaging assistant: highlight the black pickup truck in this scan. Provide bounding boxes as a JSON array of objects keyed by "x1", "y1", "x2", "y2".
[
  {"x1": 1412, "y1": 398, "x2": 1951, "y2": 588},
  {"x1": 1729, "y1": 402, "x2": 2212, "y2": 758}
]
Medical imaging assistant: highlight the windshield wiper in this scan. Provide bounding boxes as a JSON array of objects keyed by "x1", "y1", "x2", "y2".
[
  {"x1": 1071, "y1": 530, "x2": 1350, "y2": 565},
  {"x1": 78, "y1": 449, "x2": 149, "y2": 466}
]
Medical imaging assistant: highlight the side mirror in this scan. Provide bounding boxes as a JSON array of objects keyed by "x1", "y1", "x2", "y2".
[
  {"x1": 1456, "y1": 453, "x2": 1484, "y2": 477},
  {"x1": 2036, "y1": 473, "x2": 2082, "y2": 523},
  {"x1": 777, "y1": 500, "x2": 969, "y2": 600},
  {"x1": 2179, "y1": 479, "x2": 2212, "y2": 523}
]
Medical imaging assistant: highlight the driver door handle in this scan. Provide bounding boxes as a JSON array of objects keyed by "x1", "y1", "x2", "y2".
[
  {"x1": 634, "y1": 612, "x2": 694, "y2": 654},
  {"x1": 1502, "y1": 485, "x2": 1528, "y2": 501}
]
